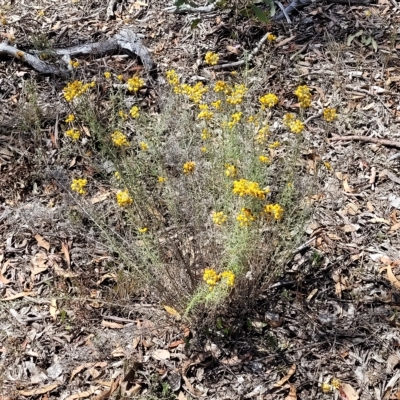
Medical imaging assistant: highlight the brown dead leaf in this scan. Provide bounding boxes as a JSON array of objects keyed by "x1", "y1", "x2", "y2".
[
  {"x1": 370, "y1": 217, "x2": 391, "y2": 225},
  {"x1": 70, "y1": 363, "x2": 95, "y2": 382},
  {"x1": 276, "y1": 35, "x2": 296, "y2": 47},
  {"x1": 92, "y1": 377, "x2": 121, "y2": 400},
  {"x1": 53, "y1": 263, "x2": 79, "y2": 278},
  {"x1": 380, "y1": 265, "x2": 400, "y2": 289},
  {"x1": 19, "y1": 382, "x2": 60, "y2": 396},
  {"x1": 152, "y1": 349, "x2": 171, "y2": 360},
  {"x1": 1, "y1": 291, "x2": 36, "y2": 301},
  {"x1": 35, "y1": 234, "x2": 50, "y2": 251},
  {"x1": 61, "y1": 242, "x2": 70, "y2": 268},
  {"x1": 182, "y1": 375, "x2": 203, "y2": 398},
  {"x1": 390, "y1": 222, "x2": 400, "y2": 232},
  {"x1": 163, "y1": 305, "x2": 181, "y2": 320},
  {"x1": 343, "y1": 178, "x2": 355, "y2": 193},
  {"x1": 97, "y1": 273, "x2": 117, "y2": 285},
  {"x1": 65, "y1": 386, "x2": 98, "y2": 400},
  {"x1": 101, "y1": 320, "x2": 124, "y2": 329},
  {"x1": 169, "y1": 339, "x2": 184, "y2": 349},
  {"x1": 226, "y1": 45, "x2": 239, "y2": 54},
  {"x1": 339, "y1": 383, "x2": 359, "y2": 400},
  {"x1": 274, "y1": 364, "x2": 296, "y2": 388},
  {"x1": 177, "y1": 391, "x2": 188, "y2": 400},
  {"x1": 50, "y1": 298, "x2": 57, "y2": 320},
  {"x1": 112, "y1": 345, "x2": 125, "y2": 357},
  {"x1": 285, "y1": 384, "x2": 297, "y2": 400},
  {"x1": 31, "y1": 252, "x2": 48, "y2": 277},
  {"x1": 91, "y1": 192, "x2": 110, "y2": 205}
]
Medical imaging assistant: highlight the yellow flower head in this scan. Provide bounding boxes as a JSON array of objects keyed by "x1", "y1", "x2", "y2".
[
  {"x1": 294, "y1": 85, "x2": 312, "y2": 108},
  {"x1": 140, "y1": 141, "x2": 148, "y2": 151},
  {"x1": 166, "y1": 69, "x2": 180, "y2": 86},
  {"x1": 204, "y1": 51, "x2": 219, "y2": 66},
  {"x1": 129, "y1": 106, "x2": 140, "y2": 119},
  {"x1": 211, "y1": 100, "x2": 222, "y2": 109},
  {"x1": 37, "y1": 10, "x2": 45, "y2": 17},
  {"x1": 197, "y1": 110, "x2": 214, "y2": 120},
  {"x1": 283, "y1": 113, "x2": 296, "y2": 127},
  {"x1": 158, "y1": 176, "x2": 167, "y2": 183},
  {"x1": 63, "y1": 80, "x2": 93, "y2": 102},
  {"x1": 290, "y1": 119, "x2": 304, "y2": 134},
  {"x1": 201, "y1": 128, "x2": 211, "y2": 140},
  {"x1": 267, "y1": 32, "x2": 276, "y2": 42},
  {"x1": 220, "y1": 270, "x2": 235, "y2": 287},
  {"x1": 214, "y1": 80, "x2": 227, "y2": 93},
  {"x1": 203, "y1": 268, "x2": 219, "y2": 286},
  {"x1": 139, "y1": 227, "x2": 148, "y2": 234},
  {"x1": 264, "y1": 203, "x2": 284, "y2": 221},
  {"x1": 226, "y1": 84, "x2": 247, "y2": 105},
  {"x1": 237, "y1": 208, "x2": 256, "y2": 227},
  {"x1": 323, "y1": 108, "x2": 337, "y2": 122},
  {"x1": 117, "y1": 74, "x2": 124, "y2": 82},
  {"x1": 118, "y1": 110, "x2": 128, "y2": 120},
  {"x1": 233, "y1": 179, "x2": 268, "y2": 199},
  {"x1": 255, "y1": 126, "x2": 270, "y2": 144},
  {"x1": 69, "y1": 60, "x2": 79, "y2": 68},
  {"x1": 116, "y1": 189, "x2": 133, "y2": 207},
  {"x1": 200, "y1": 147, "x2": 207, "y2": 153},
  {"x1": 65, "y1": 129, "x2": 80, "y2": 140},
  {"x1": 127, "y1": 76, "x2": 145, "y2": 92},
  {"x1": 65, "y1": 114, "x2": 75, "y2": 123},
  {"x1": 269, "y1": 141, "x2": 281, "y2": 149},
  {"x1": 114, "y1": 171, "x2": 121, "y2": 180},
  {"x1": 259, "y1": 93, "x2": 279, "y2": 109},
  {"x1": 71, "y1": 178, "x2": 87, "y2": 195},
  {"x1": 111, "y1": 130, "x2": 129, "y2": 147},
  {"x1": 104, "y1": 71, "x2": 111, "y2": 79},
  {"x1": 183, "y1": 161, "x2": 196, "y2": 175},
  {"x1": 259, "y1": 155, "x2": 270, "y2": 164},
  {"x1": 212, "y1": 211, "x2": 227, "y2": 225},
  {"x1": 324, "y1": 161, "x2": 332, "y2": 171},
  {"x1": 225, "y1": 164, "x2": 237, "y2": 178}
]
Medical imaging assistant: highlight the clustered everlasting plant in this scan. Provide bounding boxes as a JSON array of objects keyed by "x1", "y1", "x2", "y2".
[{"x1": 59, "y1": 54, "x2": 336, "y2": 318}]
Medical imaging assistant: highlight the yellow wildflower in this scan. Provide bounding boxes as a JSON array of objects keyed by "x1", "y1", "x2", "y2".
[
  {"x1": 247, "y1": 115, "x2": 259, "y2": 126},
  {"x1": 259, "y1": 93, "x2": 279, "y2": 109},
  {"x1": 233, "y1": 179, "x2": 268, "y2": 199},
  {"x1": 331, "y1": 378, "x2": 341, "y2": 390},
  {"x1": 324, "y1": 161, "x2": 332, "y2": 171},
  {"x1": 204, "y1": 51, "x2": 219, "y2": 66},
  {"x1": 225, "y1": 164, "x2": 237, "y2": 178},
  {"x1": 211, "y1": 100, "x2": 222, "y2": 109},
  {"x1": 212, "y1": 211, "x2": 227, "y2": 225},
  {"x1": 118, "y1": 110, "x2": 128, "y2": 120},
  {"x1": 117, "y1": 74, "x2": 124, "y2": 81},
  {"x1": 264, "y1": 204, "x2": 284, "y2": 221},
  {"x1": 226, "y1": 84, "x2": 247, "y2": 105},
  {"x1": 129, "y1": 106, "x2": 140, "y2": 119},
  {"x1": 158, "y1": 176, "x2": 167, "y2": 183},
  {"x1": 69, "y1": 60, "x2": 79, "y2": 68},
  {"x1": 201, "y1": 147, "x2": 207, "y2": 153},
  {"x1": 116, "y1": 189, "x2": 133, "y2": 207},
  {"x1": 220, "y1": 271, "x2": 235, "y2": 287},
  {"x1": 127, "y1": 76, "x2": 145, "y2": 92},
  {"x1": 214, "y1": 81, "x2": 227, "y2": 93},
  {"x1": 267, "y1": 32, "x2": 276, "y2": 42},
  {"x1": 201, "y1": 129, "x2": 211, "y2": 140},
  {"x1": 269, "y1": 141, "x2": 281, "y2": 149},
  {"x1": 139, "y1": 227, "x2": 148, "y2": 234},
  {"x1": 283, "y1": 113, "x2": 296, "y2": 127},
  {"x1": 114, "y1": 171, "x2": 121, "y2": 180},
  {"x1": 65, "y1": 114, "x2": 75, "y2": 123},
  {"x1": 140, "y1": 142, "x2": 148, "y2": 151},
  {"x1": 104, "y1": 71, "x2": 111, "y2": 79},
  {"x1": 111, "y1": 130, "x2": 129, "y2": 147},
  {"x1": 63, "y1": 80, "x2": 92, "y2": 102},
  {"x1": 290, "y1": 119, "x2": 304, "y2": 134},
  {"x1": 365, "y1": 10, "x2": 371, "y2": 17},
  {"x1": 71, "y1": 178, "x2": 87, "y2": 195},
  {"x1": 255, "y1": 126, "x2": 270, "y2": 144},
  {"x1": 323, "y1": 108, "x2": 337, "y2": 122},
  {"x1": 37, "y1": 10, "x2": 45, "y2": 17},
  {"x1": 166, "y1": 69, "x2": 180, "y2": 86},
  {"x1": 65, "y1": 129, "x2": 80, "y2": 140},
  {"x1": 203, "y1": 268, "x2": 219, "y2": 286},
  {"x1": 183, "y1": 161, "x2": 196, "y2": 175},
  {"x1": 197, "y1": 110, "x2": 213, "y2": 120},
  {"x1": 259, "y1": 155, "x2": 270, "y2": 163},
  {"x1": 321, "y1": 383, "x2": 333, "y2": 393},
  {"x1": 237, "y1": 208, "x2": 256, "y2": 227},
  {"x1": 294, "y1": 85, "x2": 312, "y2": 108}
]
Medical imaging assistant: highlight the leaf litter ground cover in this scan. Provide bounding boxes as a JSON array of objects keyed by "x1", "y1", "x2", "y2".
[{"x1": 1, "y1": 0, "x2": 400, "y2": 399}]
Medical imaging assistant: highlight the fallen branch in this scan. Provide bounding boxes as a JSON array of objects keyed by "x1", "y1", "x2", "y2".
[
  {"x1": 164, "y1": 3, "x2": 215, "y2": 13},
  {"x1": 1, "y1": 29, "x2": 155, "y2": 76},
  {"x1": 106, "y1": 0, "x2": 117, "y2": 20},
  {"x1": 330, "y1": 135, "x2": 400, "y2": 150}
]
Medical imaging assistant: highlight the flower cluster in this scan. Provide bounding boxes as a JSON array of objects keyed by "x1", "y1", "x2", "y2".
[
  {"x1": 71, "y1": 178, "x2": 87, "y2": 195},
  {"x1": 166, "y1": 70, "x2": 180, "y2": 86},
  {"x1": 294, "y1": 85, "x2": 312, "y2": 108},
  {"x1": 65, "y1": 114, "x2": 75, "y2": 123},
  {"x1": 204, "y1": 51, "x2": 219, "y2": 66},
  {"x1": 118, "y1": 110, "x2": 128, "y2": 120},
  {"x1": 65, "y1": 129, "x2": 80, "y2": 140},
  {"x1": 111, "y1": 131, "x2": 129, "y2": 147},
  {"x1": 183, "y1": 161, "x2": 196, "y2": 175},
  {"x1": 266, "y1": 33, "x2": 276, "y2": 42},
  {"x1": 63, "y1": 80, "x2": 94, "y2": 102},
  {"x1": 116, "y1": 189, "x2": 133, "y2": 207},
  {"x1": 179, "y1": 82, "x2": 209, "y2": 103},
  {"x1": 259, "y1": 155, "x2": 270, "y2": 163},
  {"x1": 203, "y1": 268, "x2": 236, "y2": 288},
  {"x1": 211, "y1": 100, "x2": 222, "y2": 109},
  {"x1": 269, "y1": 141, "x2": 281, "y2": 149},
  {"x1": 226, "y1": 84, "x2": 248, "y2": 105},
  {"x1": 259, "y1": 93, "x2": 279, "y2": 109},
  {"x1": 214, "y1": 80, "x2": 227, "y2": 93},
  {"x1": 201, "y1": 129, "x2": 211, "y2": 140},
  {"x1": 104, "y1": 71, "x2": 111, "y2": 79},
  {"x1": 233, "y1": 179, "x2": 268, "y2": 199},
  {"x1": 283, "y1": 113, "x2": 304, "y2": 134},
  {"x1": 264, "y1": 203, "x2": 284, "y2": 221},
  {"x1": 255, "y1": 125, "x2": 270, "y2": 144},
  {"x1": 158, "y1": 176, "x2": 167, "y2": 183},
  {"x1": 212, "y1": 211, "x2": 227, "y2": 225},
  {"x1": 323, "y1": 108, "x2": 337, "y2": 122},
  {"x1": 225, "y1": 164, "x2": 237, "y2": 178},
  {"x1": 130, "y1": 106, "x2": 140, "y2": 119},
  {"x1": 237, "y1": 207, "x2": 256, "y2": 227},
  {"x1": 140, "y1": 142, "x2": 148, "y2": 151},
  {"x1": 69, "y1": 60, "x2": 79, "y2": 68},
  {"x1": 127, "y1": 76, "x2": 144, "y2": 92}
]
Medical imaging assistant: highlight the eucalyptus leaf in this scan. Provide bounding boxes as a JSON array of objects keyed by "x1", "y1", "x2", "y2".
[
  {"x1": 371, "y1": 37, "x2": 378, "y2": 52},
  {"x1": 251, "y1": 4, "x2": 269, "y2": 23}
]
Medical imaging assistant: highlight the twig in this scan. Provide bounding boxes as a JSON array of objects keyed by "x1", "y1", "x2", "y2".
[
  {"x1": 106, "y1": 0, "x2": 117, "y2": 20},
  {"x1": 369, "y1": 166, "x2": 376, "y2": 190},
  {"x1": 164, "y1": 3, "x2": 215, "y2": 13},
  {"x1": 304, "y1": 111, "x2": 322, "y2": 124},
  {"x1": 276, "y1": 0, "x2": 292, "y2": 23},
  {"x1": 329, "y1": 135, "x2": 400, "y2": 150},
  {"x1": 388, "y1": 153, "x2": 400, "y2": 162}
]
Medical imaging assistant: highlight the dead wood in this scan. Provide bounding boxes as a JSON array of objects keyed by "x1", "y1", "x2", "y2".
[
  {"x1": 330, "y1": 135, "x2": 400, "y2": 149},
  {"x1": 1, "y1": 29, "x2": 155, "y2": 76}
]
